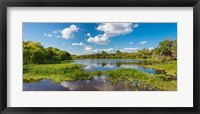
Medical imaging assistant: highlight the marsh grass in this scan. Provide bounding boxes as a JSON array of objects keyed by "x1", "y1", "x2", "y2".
[
  {"x1": 23, "y1": 63, "x2": 92, "y2": 83},
  {"x1": 117, "y1": 60, "x2": 177, "y2": 76},
  {"x1": 141, "y1": 61, "x2": 177, "y2": 76},
  {"x1": 23, "y1": 60, "x2": 177, "y2": 91},
  {"x1": 105, "y1": 68, "x2": 177, "y2": 91}
]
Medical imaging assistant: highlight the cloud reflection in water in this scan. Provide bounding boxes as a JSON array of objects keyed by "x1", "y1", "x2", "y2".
[{"x1": 60, "y1": 75, "x2": 132, "y2": 91}]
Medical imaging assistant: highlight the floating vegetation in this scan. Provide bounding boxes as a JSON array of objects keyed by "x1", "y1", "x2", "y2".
[{"x1": 23, "y1": 60, "x2": 177, "y2": 91}]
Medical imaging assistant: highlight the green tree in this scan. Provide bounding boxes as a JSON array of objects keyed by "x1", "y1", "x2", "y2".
[
  {"x1": 23, "y1": 41, "x2": 72, "y2": 64},
  {"x1": 156, "y1": 39, "x2": 175, "y2": 60},
  {"x1": 23, "y1": 41, "x2": 45, "y2": 64}
]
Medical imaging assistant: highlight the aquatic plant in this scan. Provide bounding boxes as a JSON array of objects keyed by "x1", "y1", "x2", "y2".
[
  {"x1": 23, "y1": 63, "x2": 92, "y2": 83},
  {"x1": 23, "y1": 61, "x2": 177, "y2": 91},
  {"x1": 105, "y1": 68, "x2": 177, "y2": 91}
]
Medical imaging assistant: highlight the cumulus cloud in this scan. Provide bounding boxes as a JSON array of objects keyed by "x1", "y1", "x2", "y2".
[
  {"x1": 61, "y1": 25, "x2": 79, "y2": 39},
  {"x1": 96, "y1": 23, "x2": 133, "y2": 37},
  {"x1": 44, "y1": 33, "x2": 52, "y2": 38},
  {"x1": 120, "y1": 47, "x2": 138, "y2": 52},
  {"x1": 129, "y1": 42, "x2": 134, "y2": 44},
  {"x1": 140, "y1": 41, "x2": 147, "y2": 44},
  {"x1": 72, "y1": 42, "x2": 85, "y2": 46},
  {"x1": 87, "y1": 23, "x2": 139, "y2": 45},
  {"x1": 87, "y1": 34, "x2": 110, "y2": 45},
  {"x1": 83, "y1": 46, "x2": 92, "y2": 52},
  {"x1": 87, "y1": 33, "x2": 91, "y2": 37}
]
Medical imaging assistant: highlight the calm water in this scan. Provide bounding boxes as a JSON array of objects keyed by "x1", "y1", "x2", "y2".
[
  {"x1": 72, "y1": 59, "x2": 155, "y2": 74},
  {"x1": 23, "y1": 59, "x2": 156, "y2": 91},
  {"x1": 23, "y1": 75, "x2": 133, "y2": 91}
]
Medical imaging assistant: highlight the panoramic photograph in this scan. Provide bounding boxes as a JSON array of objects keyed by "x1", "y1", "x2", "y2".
[{"x1": 23, "y1": 23, "x2": 177, "y2": 91}]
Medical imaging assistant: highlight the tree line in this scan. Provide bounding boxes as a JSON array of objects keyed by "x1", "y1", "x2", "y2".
[
  {"x1": 23, "y1": 39, "x2": 176, "y2": 64},
  {"x1": 75, "y1": 39, "x2": 177, "y2": 60},
  {"x1": 23, "y1": 41, "x2": 71, "y2": 64}
]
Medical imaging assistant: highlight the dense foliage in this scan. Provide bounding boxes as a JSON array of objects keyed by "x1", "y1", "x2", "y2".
[
  {"x1": 23, "y1": 41, "x2": 71, "y2": 64},
  {"x1": 75, "y1": 39, "x2": 177, "y2": 60}
]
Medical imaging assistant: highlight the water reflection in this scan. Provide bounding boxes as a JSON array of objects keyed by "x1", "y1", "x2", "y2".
[
  {"x1": 72, "y1": 59, "x2": 155, "y2": 74},
  {"x1": 23, "y1": 59, "x2": 157, "y2": 91},
  {"x1": 60, "y1": 75, "x2": 133, "y2": 91},
  {"x1": 23, "y1": 79, "x2": 67, "y2": 91},
  {"x1": 23, "y1": 76, "x2": 133, "y2": 91}
]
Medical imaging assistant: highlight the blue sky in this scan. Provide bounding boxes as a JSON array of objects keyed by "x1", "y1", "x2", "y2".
[{"x1": 23, "y1": 23, "x2": 177, "y2": 55}]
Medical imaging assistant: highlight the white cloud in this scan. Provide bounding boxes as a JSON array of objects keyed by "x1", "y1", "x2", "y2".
[
  {"x1": 149, "y1": 47, "x2": 154, "y2": 50},
  {"x1": 53, "y1": 30, "x2": 61, "y2": 34},
  {"x1": 83, "y1": 46, "x2": 115, "y2": 54},
  {"x1": 61, "y1": 25, "x2": 79, "y2": 39},
  {"x1": 87, "y1": 23, "x2": 139, "y2": 45},
  {"x1": 140, "y1": 41, "x2": 147, "y2": 44},
  {"x1": 87, "y1": 33, "x2": 91, "y2": 37},
  {"x1": 129, "y1": 42, "x2": 134, "y2": 44},
  {"x1": 120, "y1": 48, "x2": 138, "y2": 52},
  {"x1": 44, "y1": 30, "x2": 61, "y2": 38},
  {"x1": 72, "y1": 42, "x2": 85, "y2": 46},
  {"x1": 96, "y1": 23, "x2": 134, "y2": 37},
  {"x1": 103, "y1": 48, "x2": 115, "y2": 53},
  {"x1": 83, "y1": 46, "x2": 92, "y2": 52},
  {"x1": 133, "y1": 24, "x2": 139, "y2": 28},
  {"x1": 48, "y1": 34, "x2": 52, "y2": 37},
  {"x1": 44, "y1": 33, "x2": 52, "y2": 38},
  {"x1": 87, "y1": 34, "x2": 110, "y2": 45},
  {"x1": 92, "y1": 48, "x2": 115, "y2": 53}
]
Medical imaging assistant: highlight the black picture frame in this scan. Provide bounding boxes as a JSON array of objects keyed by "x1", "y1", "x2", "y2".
[{"x1": 0, "y1": 0, "x2": 199, "y2": 114}]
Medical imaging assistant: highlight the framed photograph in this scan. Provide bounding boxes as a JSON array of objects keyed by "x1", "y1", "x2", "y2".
[{"x1": 0, "y1": 0, "x2": 199, "y2": 114}]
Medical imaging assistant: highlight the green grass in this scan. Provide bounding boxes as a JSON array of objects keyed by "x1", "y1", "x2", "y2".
[
  {"x1": 114, "y1": 60, "x2": 177, "y2": 77},
  {"x1": 23, "y1": 63, "x2": 92, "y2": 83},
  {"x1": 105, "y1": 68, "x2": 177, "y2": 91},
  {"x1": 141, "y1": 61, "x2": 177, "y2": 76}
]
